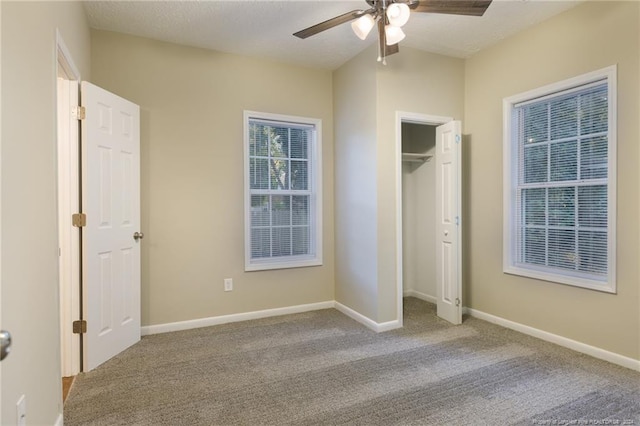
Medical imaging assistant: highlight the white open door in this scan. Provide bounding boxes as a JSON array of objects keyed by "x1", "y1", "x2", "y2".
[
  {"x1": 81, "y1": 81, "x2": 141, "y2": 371},
  {"x1": 435, "y1": 120, "x2": 462, "y2": 325}
]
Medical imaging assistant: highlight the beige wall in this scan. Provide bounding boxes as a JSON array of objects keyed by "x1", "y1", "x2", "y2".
[
  {"x1": 333, "y1": 46, "x2": 464, "y2": 322},
  {"x1": 376, "y1": 48, "x2": 465, "y2": 322},
  {"x1": 464, "y1": 1, "x2": 640, "y2": 359},
  {"x1": 333, "y1": 46, "x2": 380, "y2": 320},
  {"x1": 1, "y1": 1, "x2": 91, "y2": 424},
  {"x1": 90, "y1": 31, "x2": 335, "y2": 326}
]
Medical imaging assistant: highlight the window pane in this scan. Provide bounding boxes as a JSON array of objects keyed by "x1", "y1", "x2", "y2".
[
  {"x1": 550, "y1": 96, "x2": 578, "y2": 140},
  {"x1": 291, "y1": 160, "x2": 308, "y2": 190},
  {"x1": 249, "y1": 124, "x2": 256, "y2": 156},
  {"x1": 246, "y1": 115, "x2": 320, "y2": 269},
  {"x1": 291, "y1": 128, "x2": 308, "y2": 159},
  {"x1": 523, "y1": 188, "x2": 546, "y2": 226},
  {"x1": 269, "y1": 126, "x2": 289, "y2": 158},
  {"x1": 292, "y1": 196, "x2": 309, "y2": 226},
  {"x1": 523, "y1": 103, "x2": 548, "y2": 144},
  {"x1": 252, "y1": 124, "x2": 269, "y2": 156},
  {"x1": 580, "y1": 136, "x2": 607, "y2": 180},
  {"x1": 548, "y1": 229, "x2": 576, "y2": 270},
  {"x1": 523, "y1": 144, "x2": 548, "y2": 184},
  {"x1": 251, "y1": 196, "x2": 270, "y2": 227},
  {"x1": 251, "y1": 228, "x2": 271, "y2": 259},
  {"x1": 293, "y1": 226, "x2": 310, "y2": 255},
  {"x1": 578, "y1": 230, "x2": 607, "y2": 275},
  {"x1": 271, "y1": 195, "x2": 291, "y2": 226},
  {"x1": 508, "y1": 78, "x2": 610, "y2": 287},
  {"x1": 580, "y1": 86, "x2": 608, "y2": 135},
  {"x1": 269, "y1": 159, "x2": 289, "y2": 190},
  {"x1": 548, "y1": 187, "x2": 575, "y2": 227},
  {"x1": 578, "y1": 186, "x2": 607, "y2": 228},
  {"x1": 524, "y1": 228, "x2": 546, "y2": 265},
  {"x1": 550, "y1": 140, "x2": 577, "y2": 182},
  {"x1": 250, "y1": 158, "x2": 269, "y2": 190},
  {"x1": 272, "y1": 227, "x2": 292, "y2": 257}
]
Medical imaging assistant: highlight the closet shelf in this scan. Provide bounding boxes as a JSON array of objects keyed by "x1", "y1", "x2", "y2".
[{"x1": 402, "y1": 153, "x2": 433, "y2": 163}]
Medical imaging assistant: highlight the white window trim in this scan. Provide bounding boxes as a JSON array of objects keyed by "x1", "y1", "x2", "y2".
[
  {"x1": 502, "y1": 65, "x2": 617, "y2": 293},
  {"x1": 243, "y1": 110, "x2": 323, "y2": 271}
]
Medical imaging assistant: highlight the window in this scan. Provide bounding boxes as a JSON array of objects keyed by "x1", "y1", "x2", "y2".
[
  {"x1": 244, "y1": 111, "x2": 322, "y2": 271},
  {"x1": 503, "y1": 66, "x2": 616, "y2": 293}
]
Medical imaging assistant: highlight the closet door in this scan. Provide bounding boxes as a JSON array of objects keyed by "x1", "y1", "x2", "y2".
[{"x1": 435, "y1": 121, "x2": 462, "y2": 325}]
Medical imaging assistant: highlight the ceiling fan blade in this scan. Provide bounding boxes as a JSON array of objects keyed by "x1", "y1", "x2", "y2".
[
  {"x1": 411, "y1": 0, "x2": 492, "y2": 17},
  {"x1": 294, "y1": 10, "x2": 365, "y2": 39},
  {"x1": 387, "y1": 43, "x2": 400, "y2": 56}
]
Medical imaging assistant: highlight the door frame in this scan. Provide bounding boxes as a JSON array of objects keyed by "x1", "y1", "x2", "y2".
[
  {"x1": 394, "y1": 111, "x2": 453, "y2": 326},
  {"x1": 56, "y1": 31, "x2": 82, "y2": 376}
]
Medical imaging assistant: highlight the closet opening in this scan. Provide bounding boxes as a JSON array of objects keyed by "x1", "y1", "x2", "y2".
[
  {"x1": 401, "y1": 122, "x2": 438, "y2": 305},
  {"x1": 395, "y1": 112, "x2": 463, "y2": 325}
]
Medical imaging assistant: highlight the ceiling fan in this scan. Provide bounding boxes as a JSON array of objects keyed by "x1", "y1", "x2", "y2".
[{"x1": 294, "y1": 0, "x2": 492, "y2": 63}]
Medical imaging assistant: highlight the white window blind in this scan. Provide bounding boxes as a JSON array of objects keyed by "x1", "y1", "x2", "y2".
[
  {"x1": 503, "y1": 67, "x2": 616, "y2": 292},
  {"x1": 244, "y1": 112, "x2": 322, "y2": 271}
]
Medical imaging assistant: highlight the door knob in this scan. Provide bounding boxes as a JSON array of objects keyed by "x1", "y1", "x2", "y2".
[
  {"x1": 133, "y1": 231, "x2": 144, "y2": 241},
  {"x1": 0, "y1": 330, "x2": 12, "y2": 361}
]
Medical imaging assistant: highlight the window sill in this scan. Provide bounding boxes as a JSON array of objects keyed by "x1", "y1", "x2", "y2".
[
  {"x1": 245, "y1": 256, "x2": 323, "y2": 272},
  {"x1": 503, "y1": 265, "x2": 615, "y2": 294}
]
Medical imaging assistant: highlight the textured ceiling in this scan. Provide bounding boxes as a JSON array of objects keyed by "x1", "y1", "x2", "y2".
[{"x1": 83, "y1": 0, "x2": 581, "y2": 70}]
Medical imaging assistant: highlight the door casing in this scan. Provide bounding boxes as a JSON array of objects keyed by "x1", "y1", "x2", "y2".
[{"x1": 57, "y1": 31, "x2": 82, "y2": 376}]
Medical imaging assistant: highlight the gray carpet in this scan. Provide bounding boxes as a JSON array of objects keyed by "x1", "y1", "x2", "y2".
[{"x1": 64, "y1": 298, "x2": 640, "y2": 425}]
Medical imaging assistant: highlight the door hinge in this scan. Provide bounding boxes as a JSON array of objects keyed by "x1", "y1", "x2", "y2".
[
  {"x1": 455, "y1": 298, "x2": 461, "y2": 307},
  {"x1": 72, "y1": 213, "x2": 86, "y2": 227},
  {"x1": 72, "y1": 106, "x2": 86, "y2": 120},
  {"x1": 72, "y1": 320, "x2": 87, "y2": 334},
  {"x1": 455, "y1": 135, "x2": 461, "y2": 143},
  {"x1": 455, "y1": 216, "x2": 460, "y2": 226}
]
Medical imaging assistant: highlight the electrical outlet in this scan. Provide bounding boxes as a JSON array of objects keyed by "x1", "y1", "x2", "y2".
[
  {"x1": 224, "y1": 278, "x2": 233, "y2": 292},
  {"x1": 16, "y1": 395, "x2": 26, "y2": 426}
]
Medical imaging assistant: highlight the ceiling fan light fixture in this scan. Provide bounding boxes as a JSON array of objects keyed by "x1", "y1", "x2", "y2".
[
  {"x1": 386, "y1": 3, "x2": 410, "y2": 27},
  {"x1": 385, "y1": 24, "x2": 406, "y2": 45},
  {"x1": 293, "y1": 0, "x2": 493, "y2": 64},
  {"x1": 351, "y1": 14, "x2": 375, "y2": 40}
]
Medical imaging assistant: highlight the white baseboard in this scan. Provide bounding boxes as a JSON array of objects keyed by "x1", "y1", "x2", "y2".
[
  {"x1": 403, "y1": 289, "x2": 437, "y2": 304},
  {"x1": 141, "y1": 301, "x2": 335, "y2": 336},
  {"x1": 376, "y1": 319, "x2": 403, "y2": 332},
  {"x1": 465, "y1": 307, "x2": 640, "y2": 372},
  {"x1": 141, "y1": 299, "x2": 638, "y2": 371},
  {"x1": 334, "y1": 302, "x2": 402, "y2": 333},
  {"x1": 143, "y1": 300, "x2": 400, "y2": 335},
  {"x1": 54, "y1": 413, "x2": 63, "y2": 426}
]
